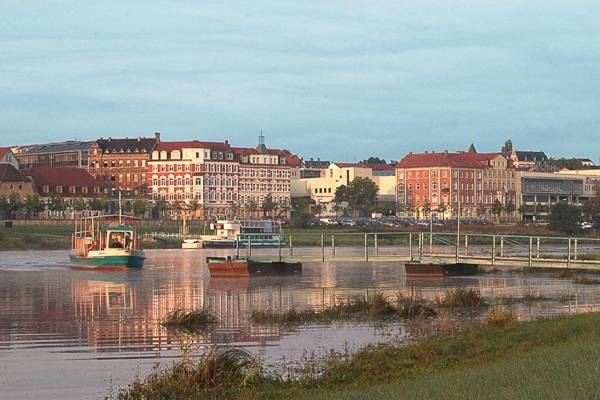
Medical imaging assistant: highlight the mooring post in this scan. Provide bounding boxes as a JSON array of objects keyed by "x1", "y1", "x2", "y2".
[
  {"x1": 248, "y1": 237, "x2": 252, "y2": 257},
  {"x1": 567, "y1": 238, "x2": 572, "y2": 268},
  {"x1": 278, "y1": 233, "x2": 282, "y2": 262},
  {"x1": 409, "y1": 233, "x2": 413, "y2": 261},
  {"x1": 289, "y1": 235, "x2": 293, "y2": 256},
  {"x1": 331, "y1": 235, "x2": 336, "y2": 258},
  {"x1": 321, "y1": 234, "x2": 325, "y2": 262},
  {"x1": 574, "y1": 239, "x2": 578, "y2": 261},
  {"x1": 375, "y1": 234, "x2": 379, "y2": 256},
  {"x1": 492, "y1": 235, "x2": 496, "y2": 266},
  {"x1": 536, "y1": 237, "x2": 540, "y2": 259},
  {"x1": 364, "y1": 233, "x2": 369, "y2": 261},
  {"x1": 465, "y1": 234, "x2": 469, "y2": 256},
  {"x1": 528, "y1": 236, "x2": 532, "y2": 267}
]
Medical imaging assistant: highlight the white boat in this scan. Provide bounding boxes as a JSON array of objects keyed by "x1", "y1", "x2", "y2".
[{"x1": 186, "y1": 220, "x2": 284, "y2": 249}]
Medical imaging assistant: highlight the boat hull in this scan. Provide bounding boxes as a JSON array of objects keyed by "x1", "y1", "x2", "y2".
[
  {"x1": 207, "y1": 257, "x2": 302, "y2": 278},
  {"x1": 69, "y1": 253, "x2": 145, "y2": 269},
  {"x1": 404, "y1": 262, "x2": 479, "y2": 277}
]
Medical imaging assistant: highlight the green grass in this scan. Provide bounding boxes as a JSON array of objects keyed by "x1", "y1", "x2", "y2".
[
  {"x1": 111, "y1": 311, "x2": 600, "y2": 400},
  {"x1": 438, "y1": 288, "x2": 487, "y2": 308}
]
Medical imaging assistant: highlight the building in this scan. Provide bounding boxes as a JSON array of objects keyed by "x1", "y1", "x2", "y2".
[
  {"x1": 510, "y1": 150, "x2": 548, "y2": 170},
  {"x1": 13, "y1": 141, "x2": 92, "y2": 169},
  {"x1": 291, "y1": 158, "x2": 331, "y2": 179},
  {"x1": 147, "y1": 135, "x2": 299, "y2": 219},
  {"x1": 24, "y1": 167, "x2": 100, "y2": 200},
  {"x1": 0, "y1": 164, "x2": 36, "y2": 199},
  {"x1": 396, "y1": 151, "x2": 516, "y2": 220},
  {"x1": 515, "y1": 171, "x2": 594, "y2": 221},
  {"x1": 0, "y1": 147, "x2": 19, "y2": 168},
  {"x1": 88, "y1": 134, "x2": 159, "y2": 198}
]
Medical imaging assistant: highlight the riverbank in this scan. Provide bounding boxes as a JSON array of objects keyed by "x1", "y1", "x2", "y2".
[
  {"x1": 111, "y1": 311, "x2": 600, "y2": 399},
  {"x1": 2, "y1": 221, "x2": 598, "y2": 251}
]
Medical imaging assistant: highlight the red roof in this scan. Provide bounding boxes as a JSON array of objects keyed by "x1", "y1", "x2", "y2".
[
  {"x1": 156, "y1": 140, "x2": 231, "y2": 152},
  {"x1": 0, "y1": 164, "x2": 29, "y2": 182},
  {"x1": 23, "y1": 167, "x2": 99, "y2": 188},
  {"x1": 232, "y1": 147, "x2": 301, "y2": 166},
  {"x1": 397, "y1": 152, "x2": 486, "y2": 169},
  {"x1": 0, "y1": 147, "x2": 10, "y2": 160},
  {"x1": 463, "y1": 152, "x2": 503, "y2": 163},
  {"x1": 364, "y1": 163, "x2": 396, "y2": 171}
]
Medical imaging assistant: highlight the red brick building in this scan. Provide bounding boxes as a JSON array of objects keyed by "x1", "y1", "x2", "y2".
[
  {"x1": 88, "y1": 134, "x2": 159, "y2": 198},
  {"x1": 396, "y1": 151, "x2": 515, "y2": 220}
]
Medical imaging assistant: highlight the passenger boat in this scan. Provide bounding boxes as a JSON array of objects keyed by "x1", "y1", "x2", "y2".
[
  {"x1": 404, "y1": 262, "x2": 479, "y2": 277},
  {"x1": 207, "y1": 256, "x2": 302, "y2": 278},
  {"x1": 188, "y1": 219, "x2": 284, "y2": 249},
  {"x1": 70, "y1": 215, "x2": 145, "y2": 269}
]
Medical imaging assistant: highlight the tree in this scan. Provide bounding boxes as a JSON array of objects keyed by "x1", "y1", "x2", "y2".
[
  {"x1": 185, "y1": 199, "x2": 201, "y2": 219},
  {"x1": 360, "y1": 156, "x2": 386, "y2": 164},
  {"x1": 373, "y1": 201, "x2": 396, "y2": 216},
  {"x1": 476, "y1": 205, "x2": 487, "y2": 219},
  {"x1": 421, "y1": 201, "x2": 431, "y2": 220},
  {"x1": 133, "y1": 198, "x2": 148, "y2": 217},
  {"x1": 548, "y1": 202, "x2": 582, "y2": 234},
  {"x1": 0, "y1": 196, "x2": 7, "y2": 218},
  {"x1": 47, "y1": 194, "x2": 66, "y2": 212},
  {"x1": 24, "y1": 194, "x2": 43, "y2": 218},
  {"x1": 505, "y1": 200, "x2": 516, "y2": 220},
  {"x1": 491, "y1": 200, "x2": 503, "y2": 221},
  {"x1": 245, "y1": 199, "x2": 258, "y2": 218},
  {"x1": 227, "y1": 201, "x2": 240, "y2": 219},
  {"x1": 262, "y1": 194, "x2": 276, "y2": 218},
  {"x1": 72, "y1": 198, "x2": 87, "y2": 212},
  {"x1": 151, "y1": 198, "x2": 169, "y2": 220},
  {"x1": 436, "y1": 202, "x2": 447, "y2": 219},
  {"x1": 334, "y1": 177, "x2": 378, "y2": 217},
  {"x1": 89, "y1": 195, "x2": 108, "y2": 212}
]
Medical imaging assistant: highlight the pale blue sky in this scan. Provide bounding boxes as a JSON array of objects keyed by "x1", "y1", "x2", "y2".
[{"x1": 1, "y1": 1, "x2": 599, "y2": 161}]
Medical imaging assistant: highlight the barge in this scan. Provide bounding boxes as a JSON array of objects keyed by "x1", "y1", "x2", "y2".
[
  {"x1": 404, "y1": 262, "x2": 479, "y2": 277},
  {"x1": 207, "y1": 256, "x2": 302, "y2": 277}
]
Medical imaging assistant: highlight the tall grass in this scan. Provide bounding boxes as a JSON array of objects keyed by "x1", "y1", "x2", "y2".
[
  {"x1": 111, "y1": 347, "x2": 262, "y2": 399},
  {"x1": 161, "y1": 309, "x2": 217, "y2": 334},
  {"x1": 438, "y1": 288, "x2": 487, "y2": 308},
  {"x1": 250, "y1": 293, "x2": 436, "y2": 325}
]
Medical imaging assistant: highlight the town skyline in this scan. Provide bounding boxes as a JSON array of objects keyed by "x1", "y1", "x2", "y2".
[{"x1": 2, "y1": 1, "x2": 600, "y2": 160}]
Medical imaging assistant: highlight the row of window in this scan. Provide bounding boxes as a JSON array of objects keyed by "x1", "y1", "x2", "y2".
[
  {"x1": 92, "y1": 159, "x2": 147, "y2": 169},
  {"x1": 240, "y1": 168, "x2": 290, "y2": 178},
  {"x1": 96, "y1": 174, "x2": 145, "y2": 183}
]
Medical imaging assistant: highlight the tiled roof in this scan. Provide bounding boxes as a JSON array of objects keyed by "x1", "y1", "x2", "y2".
[
  {"x1": 0, "y1": 147, "x2": 10, "y2": 159},
  {"x1": 514, "y1": 151, "x2": 547, "y2": 162},
  {"x1": 0, "y1": 164, "x2": 29, "y2": 182},
  {"x1": 232, "y1": 147, "x2": 301, "y2": 166},
  {"x1": 396, "y1": 152, "x2": 486, "y2": 169},
  {"x1": 18, "y1": 141, "x2": 92, "y2": 155},
  {"x1": 96, "y1": 137, "x2": 157, "y2": 153},
  {"x1": 23, "y1": 167, "x2": 99, "y2": 188},
  {"x1": 364, "y1": 163, "x2": 396, "y2": 171},
  {"x1": 156, "y1": 140, "x2": 231, "y2": 152}
]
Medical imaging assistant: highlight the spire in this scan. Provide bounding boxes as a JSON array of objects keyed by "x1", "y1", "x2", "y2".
[
  {"x1": 257, "y1": 130, "x2": 268, "y2": 154},
  {"x1": 468, "y1": 143, "x2": 477, "y2": 153}
]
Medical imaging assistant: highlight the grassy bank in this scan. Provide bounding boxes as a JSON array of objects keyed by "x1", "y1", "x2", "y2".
[
  {"x1": 0, "y1": 231, "x2": 70, "y2": 250},
  {"x1": 111, "y1": 311, "x2": 600, "y2": 400}
]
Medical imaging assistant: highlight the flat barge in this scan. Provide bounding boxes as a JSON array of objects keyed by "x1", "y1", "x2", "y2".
[
  {"x1": 207, "y1": 257, "x2": 302, "y2": 278},
  {"x1": 404, "y1": 262, "x2": 479, "y2": 277}
]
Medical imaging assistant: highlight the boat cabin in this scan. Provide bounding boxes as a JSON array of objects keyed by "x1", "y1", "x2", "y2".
[
  {"x1": 71, "y1": 215, "x2": 143, "y2": 258},
  {"x1": 102, "y1": 226, "x2": 139, "y2": 252}
]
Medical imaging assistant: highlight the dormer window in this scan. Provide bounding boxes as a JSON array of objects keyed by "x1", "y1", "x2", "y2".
[
  {"x1": 70, "y1": 186, "x2": 76, "y2": 194},
  {"x1": 56, "y1": 186, "x2": 63, "y2": 193}
]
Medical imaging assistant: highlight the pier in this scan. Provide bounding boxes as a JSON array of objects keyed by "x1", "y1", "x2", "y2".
[{"x1": 233, "y1": 232, "x2": 600, "y2": 270}]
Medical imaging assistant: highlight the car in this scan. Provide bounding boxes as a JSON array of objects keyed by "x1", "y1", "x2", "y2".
[{"x1": 581, "y1": 221, "x2": 593, "y2": 230}]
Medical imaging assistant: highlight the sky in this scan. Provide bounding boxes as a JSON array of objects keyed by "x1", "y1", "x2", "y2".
[{"x1": 1, "y1": 1, "x2": 600, "y2": 162}]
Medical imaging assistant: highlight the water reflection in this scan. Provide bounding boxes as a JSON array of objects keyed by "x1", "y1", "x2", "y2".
[{"x1": 2, "y1": 250, "x2": 600, "y2": 399}]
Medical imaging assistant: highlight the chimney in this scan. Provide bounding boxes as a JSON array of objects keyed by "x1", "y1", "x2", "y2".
[
  {"x1": 225, "y1": 140, "x2": 229, "y2": 145},
  {"x1": 154, "y1": 132, "x2": 161, "y2": 142}
]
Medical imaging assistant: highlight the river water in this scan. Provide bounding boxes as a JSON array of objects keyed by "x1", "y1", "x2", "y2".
[{"x1": 1, "y1": 249, "x2": 599, "y2": 399}]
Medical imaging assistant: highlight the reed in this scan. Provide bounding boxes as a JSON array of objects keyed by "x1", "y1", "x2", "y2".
[
  {"x1": 161, "y1": 309, "x2": 217, "y2": 333},
  {"x1": 250, "y1": 293, "x2": 436, "y2": 325},
  {"x1": 438, "y1": 288, "x2": 487, "y2": 308}
]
